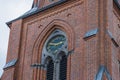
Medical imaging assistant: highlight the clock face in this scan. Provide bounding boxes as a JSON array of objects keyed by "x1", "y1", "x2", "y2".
[{"x1": 46, "y1": 35, "x2": 66, "y2": 53}]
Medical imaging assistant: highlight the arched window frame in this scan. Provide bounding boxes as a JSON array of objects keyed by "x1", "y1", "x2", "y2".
[{"x1": 41, "y1": 29, "x2": 68, "y2": 80}]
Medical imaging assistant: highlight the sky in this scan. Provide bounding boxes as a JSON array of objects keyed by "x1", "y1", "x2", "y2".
[{"x1": 0, "y1": 0, "x2": 33, "y2": 77}]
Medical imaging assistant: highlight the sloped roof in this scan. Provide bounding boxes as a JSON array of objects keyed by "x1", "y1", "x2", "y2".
[
  {"x1": 6, "y1": 0, "x2": 120, "y2": 27},
  {"x1": 6, "y1": 0, "x2": 67, "y2": 26}
]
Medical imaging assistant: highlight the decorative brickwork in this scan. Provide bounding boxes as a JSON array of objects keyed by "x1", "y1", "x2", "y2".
[{"x1": 1, "y1": 0, "x2": 120, "y2": 80}]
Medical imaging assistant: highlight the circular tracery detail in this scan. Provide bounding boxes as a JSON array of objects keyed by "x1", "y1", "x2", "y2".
[
  {"x1": 46, "y1": 35, "x2": 66, "y2": 54},
  {"x1": 41, "y1": 29, "x2": 68, "y2": 64}
]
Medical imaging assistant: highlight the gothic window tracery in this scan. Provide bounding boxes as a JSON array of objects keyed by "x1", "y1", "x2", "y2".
[{"x1": 42, "y1": 29, "x2": 68, "y2": 80}]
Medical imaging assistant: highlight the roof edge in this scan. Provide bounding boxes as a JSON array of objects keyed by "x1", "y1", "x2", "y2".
[{"x1": 6, "y1": 0, "x2": 67, "y2": 27}]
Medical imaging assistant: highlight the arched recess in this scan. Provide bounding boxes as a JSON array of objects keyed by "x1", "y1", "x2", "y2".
[{"x1": 32, "y1": 19, "x2": 75, "y2": 80}]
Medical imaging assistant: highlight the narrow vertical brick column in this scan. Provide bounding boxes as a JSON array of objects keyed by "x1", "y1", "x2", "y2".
[
  {"x1": 1, "y1": 19, "x2": 22, "y2": 80},
  {"x1": 97, "y1": 0, "x2": 113, "y2": 78},
  {"x1": 98, "y1": 0, "x2": 108, "y2": 66},
  {"x1": 33, "y1": 68, "x2": 37, "y2": 80},
  {"x1": 7, "y1": 19, "x2": 22, "y2": 62},
  {"x1": 67, "y1": 55, "x2": 71, "y2": 80},
  {"x1": 43, "y1": 70, "x2": 46, "y2": 80},
  {"x1": 40, "y1": 69, "x2": 46, "y2": 80},
  {"x1": 36, "y1": 68, "x2": 41, "y2": 80}
]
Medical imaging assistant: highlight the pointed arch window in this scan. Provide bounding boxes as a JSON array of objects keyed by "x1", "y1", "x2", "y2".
[{"x1": 42, "y1": 29, "x2": 68, "y2": 80}]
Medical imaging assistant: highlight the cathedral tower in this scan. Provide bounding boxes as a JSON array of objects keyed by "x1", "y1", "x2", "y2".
[{"x1": 1, "y1": 0, "x2": 120, "y2": 80}]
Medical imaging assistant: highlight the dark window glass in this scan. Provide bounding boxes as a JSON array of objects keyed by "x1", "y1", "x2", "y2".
[
  {"x1": 60, "y1": 55, "x2": 67, "y2": 80},
  {"x1": 46, "y1": 59, "x2": 54, "y2": 80}
]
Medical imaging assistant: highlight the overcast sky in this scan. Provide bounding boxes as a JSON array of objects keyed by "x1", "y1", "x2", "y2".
[{"x1": 0, "y1": 0, "x2": 33, "y2": 77}]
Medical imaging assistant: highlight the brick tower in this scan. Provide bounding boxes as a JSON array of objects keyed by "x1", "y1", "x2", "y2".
[{"x1": 1, "y1": 0, "x2": 120, "y2": 80}]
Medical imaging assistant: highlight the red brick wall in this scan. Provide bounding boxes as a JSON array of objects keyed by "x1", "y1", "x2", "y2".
[
  {"x1": 1, "y1": 0, "x2": 120, "y2": 80},
  {"x1": 6, "y1": 19, "x2": 22, "y2": 62},
  {"x1": 43, "y1": 0, "x2": 60, "y2": 7},
  {"x1": 1, "y1": 20, "x2": 22, "y2": 80},
  {"x1": 1, "y1": 68, "x2": 15, "y2": 80},
  {"x1": 111, "y1": 5, "x2": 120, "y2": 80}
]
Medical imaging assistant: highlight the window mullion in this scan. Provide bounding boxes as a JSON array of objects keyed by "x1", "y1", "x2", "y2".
[{"x1": 53, "y1": 59, "x2": 60, "y2": 80}]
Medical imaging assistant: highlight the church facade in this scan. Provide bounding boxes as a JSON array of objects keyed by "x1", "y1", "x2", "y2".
[{"x1": 1, "y1": 0, "x2": 120, "y2": 80}]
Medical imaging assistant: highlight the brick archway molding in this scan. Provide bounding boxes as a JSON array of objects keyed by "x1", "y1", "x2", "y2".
[{"x1": 32, "y1": 19, "x2": 75, "y2": 80}]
